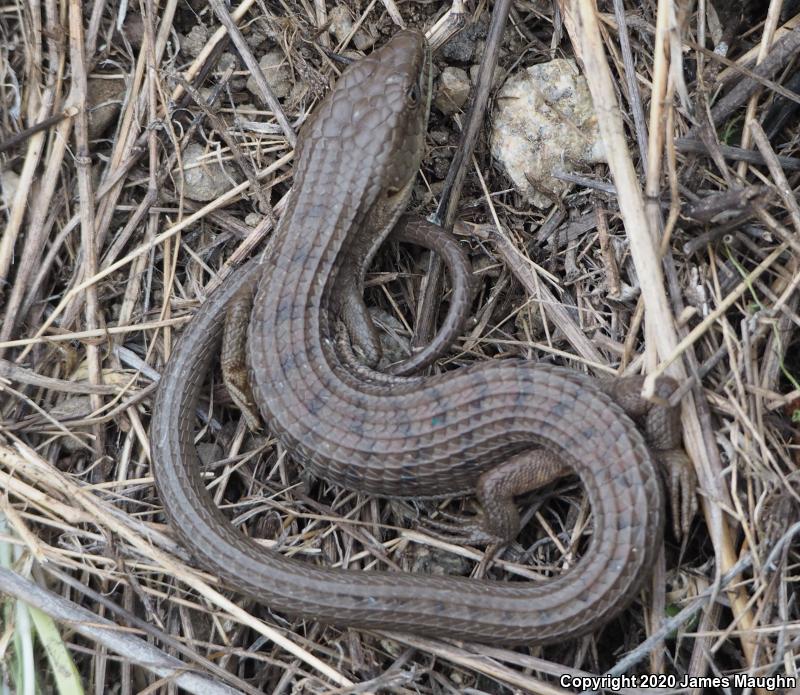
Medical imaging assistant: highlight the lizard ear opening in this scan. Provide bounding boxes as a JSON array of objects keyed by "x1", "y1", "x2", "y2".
[{"x1": 407, "y1": 82, "x2": 421, "y2": 106}]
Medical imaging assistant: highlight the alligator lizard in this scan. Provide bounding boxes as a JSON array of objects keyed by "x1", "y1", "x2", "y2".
[{"x1": 152, "y1": 29, "x2": 687, "y2": 643}]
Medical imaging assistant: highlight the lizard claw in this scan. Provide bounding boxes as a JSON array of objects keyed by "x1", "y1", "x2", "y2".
[
  {"x1": 416, "y1": 508, "x2": 502, "y2": 546},
  {"x1": 658, "y1": 449, "x2": 698, "y2": 539}
]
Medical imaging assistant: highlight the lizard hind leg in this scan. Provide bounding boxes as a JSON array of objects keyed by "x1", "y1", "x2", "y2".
[
  {"x1": 221, "y1": 278, "x2": 262, "y2": 432},
  {"x1": 597, "y1": 375, "x2": 697, "y2": 538},
  {"x1": 418, "y1": 448, "x2": 572, "y2": 548}
]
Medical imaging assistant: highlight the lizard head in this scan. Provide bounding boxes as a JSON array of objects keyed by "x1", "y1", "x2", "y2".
[{"x1": 300, "y1": 30, "x2": 432, "y2": 208}]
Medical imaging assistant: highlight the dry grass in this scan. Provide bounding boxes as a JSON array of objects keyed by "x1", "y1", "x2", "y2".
[{"x1": 1, "y1": 0, "x2": 799, "y2": 692}]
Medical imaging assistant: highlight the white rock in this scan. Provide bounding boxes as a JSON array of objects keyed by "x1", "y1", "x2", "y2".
[
  {"x1": 328, "y1": 6, "x2": 373, "y2": 51},
  {"x1": 328, "y1": 6, "x2": 353, "y2": 44},
  {"x1": 244, "y1": 212, "x2": 262, "y2": 227},
  {"x1": 491, "y1": 59, "x2": 604, "y2": 208},
  {"x1": 1, "y1": 168, "x2": 20, "y2": 207}
]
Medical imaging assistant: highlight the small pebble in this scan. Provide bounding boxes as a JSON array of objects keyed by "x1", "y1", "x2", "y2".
[{"x1": 433, "y1": 67, "x2": 470, "y2": 115}]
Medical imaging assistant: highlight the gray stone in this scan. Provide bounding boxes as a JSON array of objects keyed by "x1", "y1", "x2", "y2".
[{"x1": 246, "y1": 50, "x2": 291, "y2": 101}]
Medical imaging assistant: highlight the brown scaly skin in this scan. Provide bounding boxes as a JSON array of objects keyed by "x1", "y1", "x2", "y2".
[{"x1": 152, "y1": 30, "x2": 692, "y2": 643}]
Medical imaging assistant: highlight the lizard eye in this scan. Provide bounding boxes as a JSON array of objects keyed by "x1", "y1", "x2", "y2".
[{"x1": 407, "y1": 82, "x2": 420, "y2": 106}]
